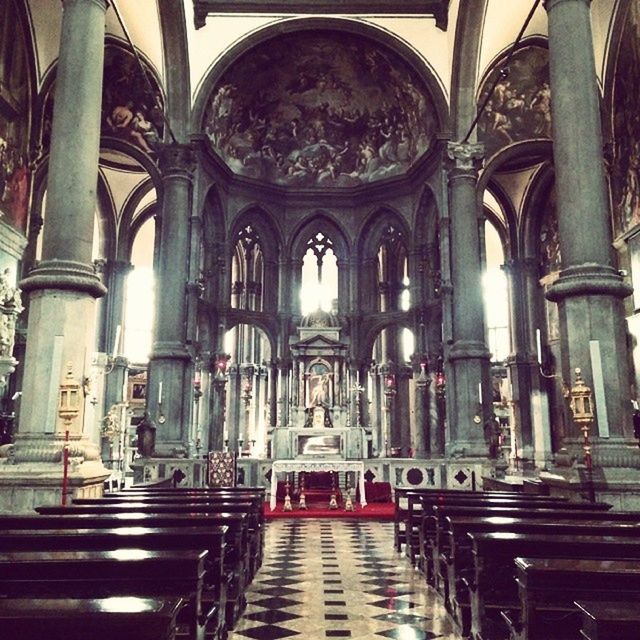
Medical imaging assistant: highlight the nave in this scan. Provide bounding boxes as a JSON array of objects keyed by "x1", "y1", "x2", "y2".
[{"x1": 230, "y1": 520, "x2": 462, "y2": 640}]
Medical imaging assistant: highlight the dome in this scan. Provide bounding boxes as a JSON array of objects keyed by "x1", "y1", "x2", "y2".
[{"x1": 300, "y1": 308, "x2": 340, "y2": 328}]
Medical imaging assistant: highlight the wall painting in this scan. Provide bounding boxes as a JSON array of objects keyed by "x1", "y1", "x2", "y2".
[{"x1": 203, "y1": 31, "x2": 438, "y2": 187}]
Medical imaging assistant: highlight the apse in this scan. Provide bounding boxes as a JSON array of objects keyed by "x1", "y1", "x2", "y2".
[{"x1": 202, "y1": 30, "x2": 438, "y2": 187}]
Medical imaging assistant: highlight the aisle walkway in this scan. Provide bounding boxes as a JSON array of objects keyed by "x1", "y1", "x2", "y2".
[{"x1": 230, "y1": 519, "x2": 464, "y2": 640}]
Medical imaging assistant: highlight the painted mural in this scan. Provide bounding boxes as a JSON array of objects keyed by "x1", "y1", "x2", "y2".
[
  {"x1": 612, "y1": 3, "x2": 640, "y2": 233},
  {"x1": 203, "y1": 31, "x2": 438, "y2": 187},
  {"x1": 478, "y1": 45, "x2": 551, "y2": 159},
  {"x1": 0, "y1": 0, "x2": 30, "y2": 233},
  {"x1": 539, "y1": 188, "x2": 561, "y2": 275},
  {"x1": 42, "y1": 45, "x2": 164, "y2": 158}
]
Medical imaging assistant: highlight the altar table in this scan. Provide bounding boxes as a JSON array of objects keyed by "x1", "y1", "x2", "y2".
[{"x1": 269, "y1": 459, "x2": 367, "y2": 510}]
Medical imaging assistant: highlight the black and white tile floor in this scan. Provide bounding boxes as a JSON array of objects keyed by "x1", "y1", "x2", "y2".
[{"x1": 230, "y1": 520, "x2": 463, "y2": 640}]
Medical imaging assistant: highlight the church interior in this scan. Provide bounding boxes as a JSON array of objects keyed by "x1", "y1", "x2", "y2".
[{"x1": 1, "y1": 0, "x2": 640, "y2": 638}]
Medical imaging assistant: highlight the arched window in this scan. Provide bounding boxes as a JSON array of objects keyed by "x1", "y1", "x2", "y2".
[
  {"x1": 300, "y1": 232, "x2": 337, "y2": 315},
  {"x1": 484, "y1": 220, "x2": 510, "y2": 362},
  {"x1": 124, "y1": 218, "x2": 155, "y2": 362},
  {"x1": 231, "y1": 225, "x2": 263, "y2": 311},
  {"x1": 377, "y1": 224, "x2": 408, "y2": 312}
]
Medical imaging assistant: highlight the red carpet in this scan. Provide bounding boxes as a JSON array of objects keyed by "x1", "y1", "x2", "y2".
[{"x1": 264, "y1": 501, "x2": 395, "y2": 520}]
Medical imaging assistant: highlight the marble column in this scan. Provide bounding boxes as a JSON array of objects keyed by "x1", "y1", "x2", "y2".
[
  {"x1": 147, "y1": 144, "x2": 196, "y2": 458},
  {"x1": 1, "y1": 0, "x2": 110, "y2": 509},
  {"x1": 446, "y1": 142, "x2": 491, "y2": 457},
  {"x1": 544, "y1": 0, "x2": 634, "y2": 458},
  {"x1": 412, "y1": 355, "x2": 429, "y2": 458}
]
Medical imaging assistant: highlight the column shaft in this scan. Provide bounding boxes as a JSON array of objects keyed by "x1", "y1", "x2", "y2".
[
  {"x1": 446, "y1": 142, "x2": 491, "y2": 457},
  {"x1": 544, "y1": 0, "x2": 633, "y2": 445}
]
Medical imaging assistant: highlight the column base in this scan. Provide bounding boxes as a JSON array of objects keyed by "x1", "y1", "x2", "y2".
[{"x1": 0, "y1": 459, "x2": 109, "y2": 513}]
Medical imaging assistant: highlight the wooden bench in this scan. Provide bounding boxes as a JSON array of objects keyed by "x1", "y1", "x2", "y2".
[
  {"x1": 0, "y1": 526, "x2": 229, "y2": 633},
  {"x1": 393, "y1": 488, "x2": 535, "y2": 553},
  {"x1": 406, "y1": 492, "x2": 603, "y2": 566},
  {"x1": 0, "y1": 596, "x2": 184, "y2": 640},
  {"x1": 468, "y1": 532, "x2": 640, "y2": 640},
  {"x1": 575, "y1": 600, "x2": 640, "y2": 640},
  {"x1": 501, "y1": 558, "x2": 640, "y2": 640},
  {"x1": 440, "y1": 517, "x2": 640, "y2": 633},
  {"x1": 0, "y1": 511, "x2": 249, "y2": 628},
  {"x1": 0, "y1": 549, "x2": 213, "y2": 640},
  {"x1": 419, "y1": 501, "x2": 617, "y2": 582},
  {"x1": 69, "y1": 494, "x2": 265, "y2": 573}
]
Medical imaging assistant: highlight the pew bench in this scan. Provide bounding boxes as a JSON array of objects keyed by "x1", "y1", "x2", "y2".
[
  {"x1": 0, "y1": 526, "x2": 229, "y2": 635},
  {"x1": 0, "y1": 549, "x2": 215, "y2": 640},
  {"x1": 0, "y1": 596, "x2": 185, "y2": 640},
  {"x1": 500, "y1": 558, "x2": 640, "y2": 640},
  {"x1": 439, "y1": 516, "x2": 640, "y2": 623},
  {"x1": 467, "y1": 532, "x2": 640, "y2": 640},
  {"x1": 575, "y1": 600, "x2": 640, "y2": 640}
]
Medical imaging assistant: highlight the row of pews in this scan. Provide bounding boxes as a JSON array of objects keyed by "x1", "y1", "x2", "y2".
[
  {"x1": 394, "y1": 486, "x2": 640, "y2": 640},
  {"x1": 0, "y1": 483, "x2": 266, "y2": 640}
]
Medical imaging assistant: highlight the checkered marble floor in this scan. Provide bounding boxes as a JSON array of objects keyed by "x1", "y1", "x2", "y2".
[{"x1": 230, "y1": 520, "x2": 463, "y2": 640}]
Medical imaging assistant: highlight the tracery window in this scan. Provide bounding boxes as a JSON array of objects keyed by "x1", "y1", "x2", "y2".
[
  {"x1": 231, "y1": 225, "x2": 264, "y2": 311},
  {"x1": 300, "y1": 232, "x2": 338, "y2": 314}
]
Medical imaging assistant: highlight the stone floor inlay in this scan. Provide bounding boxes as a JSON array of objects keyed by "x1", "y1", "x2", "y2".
[{"x1": 230, "y1": 520, "x2": 463, "y2": 640}]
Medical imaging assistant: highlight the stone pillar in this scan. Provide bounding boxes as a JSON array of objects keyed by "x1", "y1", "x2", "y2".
[
  {"x1": 208, "y1": 355, "x2": 228, "y2": 453},
  {"x1": 412, "y1": 356, "x2": 429, "y2": 458},
  {"x1": 544, "y1": 0, "x2": 634, "y2": 457},
  {"x1": 0, "y1": 0, "x2": 110, "y2": 510},
  {"x1": 147, "y1": 144, "x2": 196, "y2": 458},
  {"x1": 446, "y1": 142, "x2": 491, "y2": 457}
]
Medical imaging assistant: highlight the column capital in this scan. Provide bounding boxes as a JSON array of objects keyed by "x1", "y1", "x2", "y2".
[
  {"x1": 158, "y1": 143, "x2": 196, "y2": 179},
  {"x1": 446, "y1": 141, "x2": 484, "y2": 173}
]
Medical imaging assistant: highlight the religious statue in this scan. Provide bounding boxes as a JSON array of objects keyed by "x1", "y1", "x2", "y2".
[
  {"x1": 0, "y1": 269, "x2": 22, "y2": 361},
  {"x1": 308, "y1": 371, "x2": 332, "y2": 408}
]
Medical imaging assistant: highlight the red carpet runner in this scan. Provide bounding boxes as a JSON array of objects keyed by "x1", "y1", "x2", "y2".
[{"x1": 264, "y1": 501, "x2": 395, "y2": 520}]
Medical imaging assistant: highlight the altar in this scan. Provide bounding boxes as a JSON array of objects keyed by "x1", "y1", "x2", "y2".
[{"x1": 269, "y1": 459, "x2": 367, "y2": 510}]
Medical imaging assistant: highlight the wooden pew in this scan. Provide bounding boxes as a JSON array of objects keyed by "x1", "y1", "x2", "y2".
[
  {"x1": 71, "y1": 493, "x2": 265, "y2": 572},
  {"x1": 0, "y1": 511, "x2": 249, "y2": 627},
  {"x1": 393, "y1": 487, "x2": 539, "y2": 553},
  {"x1": 501, "y1": 558, "x2": 640, "y2": 640},
  {"x1": 575, "y1": 600, "x2": 640, "y2": 640},
  {"x1": 467, "y1": 532, "x2": 640, "y2": 640},
  {"x1": 406, "y1": 492, "x2": 605, "y2": 566},
  {"x1": 0, "y1": 596, "x2": 184, "y2": 640},
  {"x1": 0, "y1": 549, "x2": 213, "y2": 640},
  {"x1": 36, "y1": 504, "x2": 256, "y2": 624},
  {"x1": 420, "y1": 504, "x2": 621, "y2": 586},
  {"x1": 440, "y1": 517, "x2": 640, "y2": 632},
  {"x1": 0, "y1": 526, "x2": 230, "y2": 634},
  {"x1": 45, "y1": 499, "x2": 262, "y2": 581}
]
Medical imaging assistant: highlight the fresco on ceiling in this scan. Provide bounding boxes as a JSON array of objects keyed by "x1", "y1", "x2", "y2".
[
  {"x1": 203, "y1": 31, "x2": 437, "y2": 187},
  {"x1": 0, "y1": 0, "x2": 30, "y2": 233},
  {"x1": 478, "y1": 45, "x2": 551, "y2": 159},
  {"x1": 611, "y1": 3, "x2": 640, "y2": 234},
  {"x1": 42, "y1": 46, "x2": 164, "y2": 158}
]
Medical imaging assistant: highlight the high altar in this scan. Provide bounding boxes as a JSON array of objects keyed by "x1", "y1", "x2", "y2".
[{"x1": 271, "y1": 310, "x2": 367, "y2": 460}]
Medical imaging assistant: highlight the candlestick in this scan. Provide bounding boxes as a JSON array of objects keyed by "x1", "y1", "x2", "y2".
[
  {"x1": 478, "y1": 382, "x2": 482, "y2": 403},
  {"x1": 536, "y1": 328, "x2": 542, "y2": 364},
  {"x1": 158, "y1": 381, "x2": 163, "y2": 404}
]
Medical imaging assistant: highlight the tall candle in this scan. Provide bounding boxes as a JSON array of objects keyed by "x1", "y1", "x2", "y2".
[
  {"x1": 158, "y1": 381, "x2": 163, "y2": 404},
  {"x1": 536, "y1": 328, "x2": 542, "y2": 364},
  {"x1": 478, "y1": 382, "x2": 482, "y2": 403}
]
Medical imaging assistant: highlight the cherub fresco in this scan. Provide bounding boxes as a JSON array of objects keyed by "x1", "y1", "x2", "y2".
[
  {"x1": 203, "y1": 31, "x2": 437, "y2": 186},
  {"x1": 477, "y1": 46, "x2": 552, "y2": 159}
]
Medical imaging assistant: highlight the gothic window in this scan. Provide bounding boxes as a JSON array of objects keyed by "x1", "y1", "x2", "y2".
[
  {"x1": 300, "y1": 232, "x2": 338, "y2": 315},
  {"x1": 484, "y1": 220, "x2": 510, "y2": 362},
  {"x1": 124, "y1": 217, "x2": 155, "y2": 362},
  {"x1": 376, "y1": 224, "x2": 408, "y2": 312},
  {"x1": 231, "y1": 225, "x2": 264, "y2": 311}
]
